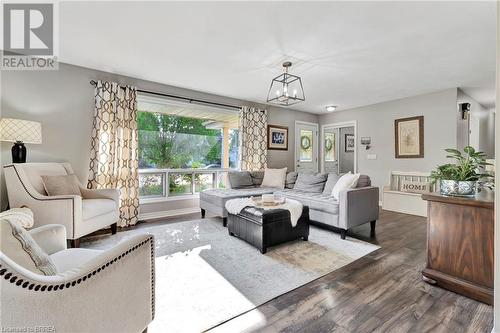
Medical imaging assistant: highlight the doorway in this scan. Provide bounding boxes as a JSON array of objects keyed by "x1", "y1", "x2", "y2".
[
  {"x1": 321, "y1": 121, "x2": 357, "y2": 174},
  {"x1": 295, "y1": 121, "x2": 319, "y2": 172}
]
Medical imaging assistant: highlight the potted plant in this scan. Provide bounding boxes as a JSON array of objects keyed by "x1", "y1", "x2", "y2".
[{"x1": 430, "y1": 146, "x2": 493, "y2": 197}]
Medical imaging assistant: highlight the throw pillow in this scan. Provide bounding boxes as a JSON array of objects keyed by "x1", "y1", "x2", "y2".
[
  {"x1": 249, "y1": 171, "x2": 265, "y2": 186},
  {"x1": 331, "y1": 173, "x2": 361, "y2": 200},
  {"x1": 322, "y1": 173, "x2": 342, "y2": 195},
  {"x1": 228, "y1": 171, "x2": 254, "y2": 189},
  {"x1": 0, "y1": 218, "x2": 57, "y2": 275},
  {"x1": 285, "y1": 172, "x2": 299, "y2": 189},
  {"x1": 400, "y1": 180, "x2": 430, "y2": 194},
  {"x1": 41, "y1": 174, "x2": 82, "y2": 196},
  {"x1": 261, "y1": 168, "x2": 287, "y2": 189},
  {"x1": 293, "y1": 173, "x2": 328, "y2": 193}
]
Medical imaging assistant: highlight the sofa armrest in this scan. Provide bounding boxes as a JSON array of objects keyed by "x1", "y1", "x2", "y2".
[
  {"x1": 338, "y1": 186, "x2": 379, "y2": 230},
  {"x1": 80, "y1": 187, "x2": 120, "y2": 202},
  {"x1": 29, "y1": 224, "x2": 67, "y2": 255},
  {"x1": 0, "y1": 234, "x2": 155, "y2": 332}
]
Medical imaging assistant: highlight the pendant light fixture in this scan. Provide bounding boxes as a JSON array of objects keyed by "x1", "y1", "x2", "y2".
[{"x1": 266, "y1": 61, "x2": 305, "y2": 106}]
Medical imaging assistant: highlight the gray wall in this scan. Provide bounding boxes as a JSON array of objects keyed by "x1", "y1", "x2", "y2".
[
  {"x1": 339, "y1": 126, "x2": 355, "y2": 173},
  {"x1": 319, "y1": 88, "x2": 459, "y2": 196},
  {"x1": 1, "y1": 62, "x2": 318, "y2": 212}
]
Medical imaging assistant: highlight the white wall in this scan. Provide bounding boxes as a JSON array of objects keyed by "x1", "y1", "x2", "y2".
[
  {"x1": 319, "y1": 88, "x2": 459, "y2": 195},
  {"x1": 457, "y1": 89, "x2": 495, "y2": 157},
  {"x1": 0, "y1": 62, "x2": 318, "y2": 213}
]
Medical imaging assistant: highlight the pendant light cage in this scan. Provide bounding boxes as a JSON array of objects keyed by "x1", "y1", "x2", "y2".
[{"x1": 266, "y1": 62, "x2": 305, "y2": 106}]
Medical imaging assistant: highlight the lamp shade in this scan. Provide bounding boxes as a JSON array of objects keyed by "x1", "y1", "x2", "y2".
[{"x1": 0, "y1": 118, "x2": 42, "y2": 144}]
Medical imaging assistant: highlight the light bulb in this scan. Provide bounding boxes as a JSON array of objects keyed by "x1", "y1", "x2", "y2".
[
  {"x1": 325, "y1": 105, "x2": 337, "y2": 112},
  {"x1": 293, "y1": 89, "x2": 297, "y2": 97},
  {"x1": 284, "y1": 85, "x2": 288, "y2": 93},
  {"x1": 276, "y1": 90, "x2": 280, "y2": 96}
]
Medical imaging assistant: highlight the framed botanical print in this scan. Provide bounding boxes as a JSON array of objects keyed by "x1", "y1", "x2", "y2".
[
  {"x1": 395, "y1": 116, "x2": 424, "y2": 158},
  {"x1": 267, "y1": 125, "x2": 288, "y2": 150},
  {"x1": 345, "y1": 134, "x2": 355, "y2": 152}
]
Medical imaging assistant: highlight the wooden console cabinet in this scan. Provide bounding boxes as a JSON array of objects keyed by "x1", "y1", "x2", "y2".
[{"x1": 421, "y1": 191, "x2": 494, "y2": 304}]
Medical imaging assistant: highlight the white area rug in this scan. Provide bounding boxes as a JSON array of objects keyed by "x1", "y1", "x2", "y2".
[{"x1": 82, "y1": 218, "x2": 379, "y2": 333}]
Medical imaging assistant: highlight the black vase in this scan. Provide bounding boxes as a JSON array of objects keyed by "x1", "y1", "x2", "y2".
[{"x1": 12, "y1": 141, "x2": 26, "y2": 163}]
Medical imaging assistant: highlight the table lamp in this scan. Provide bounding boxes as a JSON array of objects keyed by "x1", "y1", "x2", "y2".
[{"x1": 0, "y1": 118, "x2": 42, "y2": 163}]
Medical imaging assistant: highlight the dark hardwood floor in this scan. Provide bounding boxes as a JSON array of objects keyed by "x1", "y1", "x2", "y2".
[
  {"x1": 84, "y1": 209, "x2": 494, "y2": 332},
  {"x1": 207, "y1": 209, "x2": 494, "y2": 333}
]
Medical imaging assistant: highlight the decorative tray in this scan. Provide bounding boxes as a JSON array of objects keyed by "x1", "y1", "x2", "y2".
[{"x1": 251, "y1": 196, "x2": 286, "y2": 207}]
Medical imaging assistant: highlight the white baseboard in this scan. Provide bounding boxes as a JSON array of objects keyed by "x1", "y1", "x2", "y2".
[{"x1": 139, "y1": 207, "x2": 200, "y2": 221}]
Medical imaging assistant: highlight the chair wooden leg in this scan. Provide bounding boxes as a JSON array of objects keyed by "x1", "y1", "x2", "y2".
[
  {"x1": 70, "y1": 238, "x2": 80, "y2": 248},
  {"x1": 222, "y1": 217, "x2": 227, "y2": 227},
  {"x1": 111, "y1": 222, "x2": 117, "y2": 235},
  {"x1": 201, "y1": 209, "x2": 206, "y2": 219}
]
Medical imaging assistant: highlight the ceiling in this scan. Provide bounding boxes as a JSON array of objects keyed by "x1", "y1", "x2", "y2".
[{"x1": 59, "y1": 1, "x2": 497, "y2": 113}]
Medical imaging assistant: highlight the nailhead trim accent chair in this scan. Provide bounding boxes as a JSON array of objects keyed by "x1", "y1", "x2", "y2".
[
  {"x1": 4, "y1": 163, "x2": 120, "y2": 247},
  {"x1": 0, "y1": 221, "x2": 155, "y2": 332}
]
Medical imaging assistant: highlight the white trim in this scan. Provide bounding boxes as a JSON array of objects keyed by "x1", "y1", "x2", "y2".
[
  {"x1": 320, "y1": 121, "x2": 358, "y2": 173},
  {"x1": 138, "y1": 207, "x2": 200, "y2": 221},
  {"x1": 140, "y1": 193, "x2": 200, "y2": 204},
  {"x1": 294, "y1": 121, "x2": 319, "y2": 173}
]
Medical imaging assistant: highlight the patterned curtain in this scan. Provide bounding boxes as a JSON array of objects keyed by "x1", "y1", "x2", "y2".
[
  {"x1": 87, "y1": 80, "x2": 139, "y2": 227},
  {"x1": 238, "y1": 106, "x2": 268, "y2": 170}
]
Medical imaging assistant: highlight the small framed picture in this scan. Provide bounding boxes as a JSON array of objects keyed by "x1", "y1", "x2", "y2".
[
  {"x1": 267, "y1": 125, "x2": 288, "y2": 150},
  {"x1": 395, "y1": 116, "x2": 424, "y2": 158},
  {"x1": 345, "y1": 134, "x2": 355, "y2": 152}
]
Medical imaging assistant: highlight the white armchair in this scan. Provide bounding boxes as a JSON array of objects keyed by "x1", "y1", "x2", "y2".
[
  {"x1": 0, "y1": 222, "x2": 155, "y2": 333},
  {"x1": 4, "y1": 163, "x2": 120, "y2": 247}
]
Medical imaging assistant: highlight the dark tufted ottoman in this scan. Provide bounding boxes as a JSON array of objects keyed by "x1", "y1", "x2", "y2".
[{"x1": 227, "y1": 206, "x2": 310, "y2": 254}]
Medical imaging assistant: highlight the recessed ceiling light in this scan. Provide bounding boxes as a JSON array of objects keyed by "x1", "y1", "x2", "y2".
[{"x1": 325, "y1": 105, "x2": 337, "y2": 112}]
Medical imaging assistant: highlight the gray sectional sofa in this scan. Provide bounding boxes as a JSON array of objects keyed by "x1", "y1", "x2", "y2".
[{"x1": 199, "y1": 170, "x2": 379, "y2": 239}]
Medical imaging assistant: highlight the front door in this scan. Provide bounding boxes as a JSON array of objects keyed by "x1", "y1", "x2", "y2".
[{"x1": 295, "y1": 122, "x2": 319, "y2": 172}]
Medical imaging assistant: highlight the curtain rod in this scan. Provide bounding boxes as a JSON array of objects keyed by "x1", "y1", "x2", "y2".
[{"x1": 89, "y1": 80, "x2": 242, "y2": 111}]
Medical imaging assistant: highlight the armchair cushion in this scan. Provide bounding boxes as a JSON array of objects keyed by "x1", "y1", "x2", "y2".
[
  {"x1": 0, "y1": 219, "x2": 57, "y2": 275},
  {"x1": 41, "y1": 174, "x2": 82, "y2": 196},
  {"x1": 82, "y1": 199, "x2": 117, "y2": 221},
  {"x1": 50, "y1": 248, "x2": 102, "y2": 272}
]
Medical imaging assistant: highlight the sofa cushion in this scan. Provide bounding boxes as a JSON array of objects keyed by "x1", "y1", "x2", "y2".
[
  {"x1": 293, "y1": 173, "x2": 328, "y2": 193},
  {"x1": 275, "y1": 189, "x2": 339, "y2": 215},
  {"x1": 82, "y1": 199, "x2": 116, "y2": 221},
  {"x1": 50, "y1": 248, "x2": 102, "y2": 273},
  {"x1": 200, "y1": 187, "x2": 276, "y2": 208},
  {"x1": 356, "y1": 174, "x2": 371, "y2": 188},
  {"x1": 249, "y1": 171, "x2": 264, "y2": 186},
  {"x1": 228, "y1": 171, "x2": 254, "y2": 189},
  {"x1": 323, "y1": 173, "x2": 341, "y2": 195},
  {"x1": 285, "y1": 172, "x2": 298, "y2": 189}
]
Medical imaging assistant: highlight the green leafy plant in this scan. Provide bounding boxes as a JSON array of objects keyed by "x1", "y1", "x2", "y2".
[{"x1": 429, "y1": 146, "x2": 493, "y2": 186}]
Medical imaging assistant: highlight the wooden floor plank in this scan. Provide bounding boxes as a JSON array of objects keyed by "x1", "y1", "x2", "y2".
[{"x1": 208, "y1": 209, "x2": 494, "y2": 333}]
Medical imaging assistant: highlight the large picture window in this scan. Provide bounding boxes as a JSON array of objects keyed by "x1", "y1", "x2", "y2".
[{"x1": 137, "y1": 96, "x2": 239, "y2": 199}]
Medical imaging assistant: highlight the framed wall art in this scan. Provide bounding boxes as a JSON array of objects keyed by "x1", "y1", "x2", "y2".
[
  {"x1": 345, "y1": 134, "x2": 355, "y2": 152},
  {"x1": 395, "y1": 116, "x2": 424, "y2": 158},
  {"x1": 267, "y1": 125, "x2": 288, "y2": 150}
]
